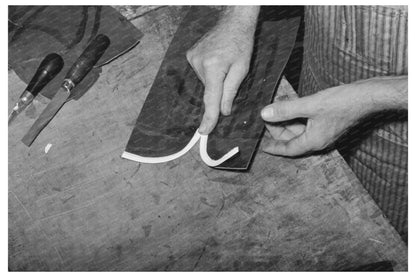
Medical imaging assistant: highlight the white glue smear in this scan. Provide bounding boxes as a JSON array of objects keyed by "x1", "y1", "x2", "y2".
[{"x1": 121, "y1": 130, "x2": 239, "y2": 167}]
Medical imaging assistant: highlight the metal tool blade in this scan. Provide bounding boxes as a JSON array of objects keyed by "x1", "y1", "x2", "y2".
[
  {"x1": 8, "y1": 91, "x2": 35, "y2": 126},
  {"x1": 8, "y1": 110, "x2": 18, "y2": 126},
  {"x1": 21, "y1": 87, "x2": 70, "y2": 146},
  {"x1": 9, "y1": 54, "x2": 64, "y2": 126}
]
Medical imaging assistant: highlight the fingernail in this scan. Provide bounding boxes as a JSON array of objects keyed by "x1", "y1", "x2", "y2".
[
  {"x1": 261, "y1": 107, "x2": 274, "y2": 119},
  {"x1": 221, "y1": 103, "x2": 231, "y2": 116}
]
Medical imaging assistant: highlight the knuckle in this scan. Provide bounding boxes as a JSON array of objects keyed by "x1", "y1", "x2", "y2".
[
  {"x1": 234, "y1": 60, "x2": 250, "y2": 76},
  {"x1": 186, "y1": 52, "x2": 201, "y2": 68},
  {"x1": 191, "y1": 57, "x2": 200, "y2": 67},
  {"x1": 186, "y1": 49, "x2": 196, "y2": 61},
  {"x1": 203, "y1": 93, "x2": 220, "y2": 106},
  {"x1": 185, "y1": 51, "x2": 192, "y2": 62},
  {"x1": 201, "y1": 56, "x2": 222, "y2": 68}
]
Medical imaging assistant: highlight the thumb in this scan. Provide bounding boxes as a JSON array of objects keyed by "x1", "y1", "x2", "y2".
[{"x1": 261, "y1": 97, "x2": 314, "y2": 122}]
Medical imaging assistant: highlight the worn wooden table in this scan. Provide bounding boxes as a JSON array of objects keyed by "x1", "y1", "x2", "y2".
[{"x1": 8, "y1": 6, "x2": 407, "y2": 271}]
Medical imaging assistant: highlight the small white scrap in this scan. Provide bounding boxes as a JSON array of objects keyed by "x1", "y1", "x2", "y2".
[{"x1": 44, "y1": 143, "x2": 52, "y2": 154}]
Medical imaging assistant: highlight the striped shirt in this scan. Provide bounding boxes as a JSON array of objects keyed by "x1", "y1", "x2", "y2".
[{"x1": 298, "y1": 6, "x2": 408, "y2": 241}]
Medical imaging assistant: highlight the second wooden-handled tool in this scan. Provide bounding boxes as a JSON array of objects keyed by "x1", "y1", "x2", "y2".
[{"x1": 21, "y1": 34, "x2": 110, "y2": 147}]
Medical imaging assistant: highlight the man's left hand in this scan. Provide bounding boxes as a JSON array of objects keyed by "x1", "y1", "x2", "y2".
[{"x1": 260, "y1": 77, "x2": 407, "y2": 156}]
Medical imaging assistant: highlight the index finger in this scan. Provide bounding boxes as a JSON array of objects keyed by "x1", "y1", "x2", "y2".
[{"x1": 198, "y1": 69, "x2": 226, "y2": 134}]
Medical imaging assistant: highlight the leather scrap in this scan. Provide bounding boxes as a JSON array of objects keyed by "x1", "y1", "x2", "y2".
[{"x1": 8, "y1": 6, "x2": 143, "y2": 100}]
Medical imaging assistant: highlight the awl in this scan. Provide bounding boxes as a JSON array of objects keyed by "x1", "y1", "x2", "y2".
[
  {"x1": 21, "y1": 34, "x2": 110, "y2": 147},
  {"x1": 8, "y1": 53, "x2": 64, "y2": 125}
]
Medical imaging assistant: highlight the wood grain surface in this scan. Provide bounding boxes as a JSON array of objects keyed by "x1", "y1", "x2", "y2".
[{"x1": 8, "y1": 6, "x2": 407, "y2": 271}]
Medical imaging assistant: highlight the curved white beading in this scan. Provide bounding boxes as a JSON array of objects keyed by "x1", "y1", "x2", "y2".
[
  {"x1": 121, "y1": 130, "x2": 239, "y2": 167},
  {"x1": 199, "y1": 133, "x2": 239, "y2": 167},
  {"x1": 121, "y1": 130, "x2": 200, "y2": 164}
]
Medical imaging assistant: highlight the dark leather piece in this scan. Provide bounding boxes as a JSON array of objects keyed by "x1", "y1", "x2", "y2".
[
  {"x1": 124, "y1": 6, "x2": 218, "y2": 158},
  {"x1": 209, "y1": 18, "x2": 300, "y2": 169},
  {"x1": 124, "y1": 6, "x2": 300, "y2": 170},
  {"x1": 8, "y1": 6, "x2": 143, "y2": 100}
]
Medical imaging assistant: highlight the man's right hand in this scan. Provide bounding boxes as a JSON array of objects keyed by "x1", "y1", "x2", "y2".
[{"x1": 186, "y1": 6, "x2": 260, "y2": 135}]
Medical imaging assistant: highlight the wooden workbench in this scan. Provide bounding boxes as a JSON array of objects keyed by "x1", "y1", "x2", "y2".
[{"x1": 8, "y1": 6, "x2": 407, "y2": 271}]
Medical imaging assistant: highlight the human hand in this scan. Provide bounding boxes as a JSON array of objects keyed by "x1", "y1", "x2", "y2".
[
  {"x1": 186, "y1": 7, "x2": 259, "y2": 134},
  {"x1": 260, "y1": 79, "x2": 392, "y2": 156}
]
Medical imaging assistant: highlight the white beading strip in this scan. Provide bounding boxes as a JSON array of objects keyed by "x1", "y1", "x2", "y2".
[
  {"x1": 121, "y1": 130, "x2": 200, "y2": 163},
  {"x1": 199, "y1": 134, "x2": 239, "y2": 167},
  {"x1": 121, "y1": 130, "x2": 239, "y2": 167}
]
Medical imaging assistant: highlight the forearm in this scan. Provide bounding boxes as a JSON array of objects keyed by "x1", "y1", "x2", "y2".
[
  {"x1": 361, "y1": 76, "x2": 408, "y2": 112},
  {"x1": 216, "y1": 6, "x2": 260, "y2": 34}
]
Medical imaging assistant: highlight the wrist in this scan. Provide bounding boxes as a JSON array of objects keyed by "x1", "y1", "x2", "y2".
[
  {"x1": 219, "y1": 6, "x2": 260, "y2": 34},
  {"x1": 361, "y1": 76, "x2": 408, "y2": 112}
]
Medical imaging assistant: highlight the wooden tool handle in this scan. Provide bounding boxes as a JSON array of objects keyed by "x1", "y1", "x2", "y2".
[
  {"x1": 64, "y1": 34, "x2": 110, "y2": 87},
  {"x1": 26, "y1": 53, "x2": 64, "y2": 96}
]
